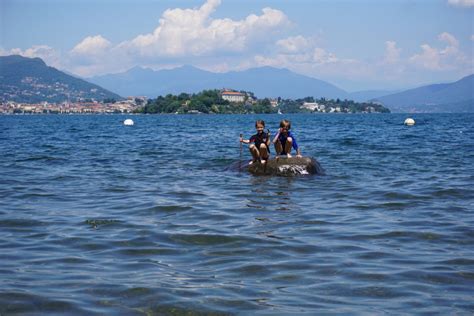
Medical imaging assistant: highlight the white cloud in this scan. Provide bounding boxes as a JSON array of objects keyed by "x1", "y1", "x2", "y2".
[
  {"x1": 410, "y1": 44, "x2": 442, "y2": 70},
  {"x1": 276, "y1": 36, "x2": 311, "y2": 53},
  {"x1": 1, "y1": 45, "x2": 62, "y2": 69},
  {"x1": 70, "y1": 35, "x2": 111, "y2": 56},
  {"x1": 409, "y1": 32, "x2": 470, "y2": 71},
  {"x1": 3, "y1": 0, "x2": 472, "y2": 89},
  {"x1": 61, "y1": 0, "x2": 289, "y2": 76},
  {"x1": 438, "y1": 32, "x2": 459, "y2": 47},
  {"x1": 121, "y1": 0, "x2": 288, "y2": 58},
  {"x1": 383, "y1": 41, "x2": 401, "y2": 64},
  {"x1": 273, "y1": 35, "x2": 343, "y2": 66},
  {"x1": 447, "y1": 0, "x2": 474, "y2": 7},
  {"x1": 250, "y1": 35, "x2": 366, "y2": 82},
  {"x1": 312, "y1": 48, "x2": 340, "y2": 64}
]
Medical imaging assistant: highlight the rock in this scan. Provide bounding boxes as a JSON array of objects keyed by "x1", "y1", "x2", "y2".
[{"x1": 247, "y1": 156, "x2": 324, "y2": 176}]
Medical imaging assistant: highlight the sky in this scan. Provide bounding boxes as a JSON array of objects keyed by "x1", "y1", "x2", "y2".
[{"x1": 1, "y1": 0, "x2": 473, "y2": 91}]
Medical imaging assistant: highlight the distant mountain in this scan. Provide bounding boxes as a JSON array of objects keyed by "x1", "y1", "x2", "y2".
[
  {"x1": 0, "y1": 55, "x2": 122, "y2": 103},
  {"x1": 348, "y1": 89, "x2": 399, "y2": 102},
  {"x1": 89, "y1": 65, "x2": 349, "y2": 100},
  {"x1": 373, "y1": 75, "x2": 474, "y2": 112}
]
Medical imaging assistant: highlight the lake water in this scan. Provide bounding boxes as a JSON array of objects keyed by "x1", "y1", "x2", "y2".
[{"x1": 1, "y1": 113, "x2": 473, "y2": 315}]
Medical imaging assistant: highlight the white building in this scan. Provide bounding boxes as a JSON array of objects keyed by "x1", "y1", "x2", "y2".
[
  {"x1": 221, "y1": 91, "x2": 246, "y2": 103},
  {"x1": 302, "y1": 102, "x2": 318, "y2": 111}
]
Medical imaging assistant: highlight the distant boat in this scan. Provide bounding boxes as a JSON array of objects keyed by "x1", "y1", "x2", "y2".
[{"x1": 278, "y1": 109, "x2": 282, "y2": 115}]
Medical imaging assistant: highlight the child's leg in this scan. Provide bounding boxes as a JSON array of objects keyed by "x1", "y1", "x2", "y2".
[
  {"x1": 274, "y1": 140, "x2": 283, "y2": 156},
  {"x1": 249, "y1": 144, "x2": 260, "y2": 163},
  {"x1": 285, "y1": 137, "x2": 293, "y2": 157},
  {"x1": 259, "y1": 144, "x2": 269, "y2": 162}
]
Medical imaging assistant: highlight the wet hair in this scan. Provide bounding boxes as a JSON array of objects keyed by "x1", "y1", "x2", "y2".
[
  {"x1": 255, "y1": 120, "x2": 265, "y2": 127},
  {"x1": 279, "y1": 119, "x2": 291, "y2": 130}
]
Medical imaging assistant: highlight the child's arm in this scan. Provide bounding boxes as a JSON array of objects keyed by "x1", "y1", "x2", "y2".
[
  {"x1": 272, "y1": 129, "x2": 281, "y2": 144},
  {"x1": 296, "y1": 148, "x2": 302, "y2": 157},
  {"x1": 292, "y1": 133, "x2": 302, "y2": 157},
  {"x1": 240, "y1": 135, "x2": 252, "y2": 144}
]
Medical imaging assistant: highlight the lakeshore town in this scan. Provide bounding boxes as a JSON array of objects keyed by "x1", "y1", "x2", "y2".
[
  {"x1": 0, "y1": 97, "x2": 146, "y2": 114},
  {"x1": 0, "y1": 89, "x2": 386, "y2": 114}
]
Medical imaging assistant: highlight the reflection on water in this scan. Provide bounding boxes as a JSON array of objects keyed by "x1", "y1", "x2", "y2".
[{"x1": 247, "y1": 176, "x2": 295, "y2": 212}]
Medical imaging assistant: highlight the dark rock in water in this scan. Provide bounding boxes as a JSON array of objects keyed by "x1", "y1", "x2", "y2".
[{"x1": 247, "y1": 156, "x2": 324, "y2": 176}]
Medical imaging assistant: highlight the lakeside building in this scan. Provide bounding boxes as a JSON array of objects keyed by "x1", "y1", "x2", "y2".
[
  {"x1": 221, "y1": 90, "x2": 246, "y2": 103},
  {"x1": 302, "y1": 102, "x2": 327, "y2": 112}
]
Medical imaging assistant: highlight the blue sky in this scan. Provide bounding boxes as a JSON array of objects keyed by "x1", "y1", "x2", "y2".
[{"x1": 1, "y1": 0, "x2": 473, "y2": 91}]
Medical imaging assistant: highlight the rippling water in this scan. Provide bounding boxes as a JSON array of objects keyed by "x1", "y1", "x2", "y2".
[{"x1": 1, "y1": 114, "x2": 473, "y2": 315}]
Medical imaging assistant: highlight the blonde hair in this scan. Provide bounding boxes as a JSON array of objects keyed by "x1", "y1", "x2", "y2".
[{"x1": 279, "y1": 119, "x2": 291, "y2": 130}]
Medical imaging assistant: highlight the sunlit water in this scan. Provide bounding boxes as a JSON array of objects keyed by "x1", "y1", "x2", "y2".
[{"x1": 1, "y1": 114, "x2": 473, "y2": 315}]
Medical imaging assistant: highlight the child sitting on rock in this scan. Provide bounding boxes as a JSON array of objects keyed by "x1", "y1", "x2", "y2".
[
  {"x1": 273, "y1": 119, "x2": 302, "y2": 158},
  {"x1": 240, "y1": 120, "x2": 271, "y2": 164}
]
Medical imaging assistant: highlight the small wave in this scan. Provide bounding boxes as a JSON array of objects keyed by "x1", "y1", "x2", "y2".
[{"x1": 16, "y1": 155, "x2": 67, "y2": 162}]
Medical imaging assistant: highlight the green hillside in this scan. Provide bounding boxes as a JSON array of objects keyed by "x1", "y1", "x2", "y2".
[{"x1": 0, "y1": 55, "x2": 122, "y2": 103}]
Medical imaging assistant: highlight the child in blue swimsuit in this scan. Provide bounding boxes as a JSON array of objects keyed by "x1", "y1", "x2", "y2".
[
  {"x1": 273, "y1": 119, "x2": 302, "y2": 158},
  {"x1": 240, "y1": 120, "x2": 271, "y2": 164}
]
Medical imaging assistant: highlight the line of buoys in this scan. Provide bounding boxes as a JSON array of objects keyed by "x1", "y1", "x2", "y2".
[
  {"x1": 404, "y1": 118, "x2": 415, "y2": 126},
  {"x1": 123, "y1": 119, "x2": 134, "y2": 126}
]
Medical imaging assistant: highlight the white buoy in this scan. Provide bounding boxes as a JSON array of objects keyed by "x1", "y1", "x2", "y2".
[
  {"x1": 404, "y1": 118, "x2": 415, "y2": 126},
  {"x1": 123, "y1": 119, "x2": 134, "y2": 126}
]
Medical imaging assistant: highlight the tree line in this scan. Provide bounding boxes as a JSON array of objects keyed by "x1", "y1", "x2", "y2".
[{"x1": 135, "y1": 90, "x2": 390, "y2": 114}]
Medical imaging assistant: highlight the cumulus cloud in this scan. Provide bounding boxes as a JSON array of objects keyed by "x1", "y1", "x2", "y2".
[
  {"x1": 410, "y1": 44, "x2": 442, "y2": 70},
  {"x1": 273, "y1": 35, "x2": 342, "y2": 65},
  {"x1": 61, "y1": 0, "x2": 288, "y2": 76},
  {"x1": 249, "y1": 35, "x2": 367, "y2": 83},
  {"x1": 3, "y1": 0, "x2": 472, "y2": 88},
  {"x1": 276, "y1": 35, "x2": 311, "y2": 53},
  {"x1": 70, "y1": 35, "x2": 111, "y2": 56},
  {"x1": 383, "y1": 41, "x2": 401, "y2": 64},
  {"x1": 120, "y1": 0, "x2": 288, "y2": 58},
  {"x1": 447, "y1": 0, "x2": 474, "y2": 7},
  {"x1": 438, "y1": 32, "x2": 459, "y2": 47},
  {"x1": 1, "y1": 45, "x2": 62, "y2": 69},
  {"x1": 409, "y1": 32, "x2": 469, "y2": 71}
]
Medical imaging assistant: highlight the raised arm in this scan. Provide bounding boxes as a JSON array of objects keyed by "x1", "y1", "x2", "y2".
[
  {"x1": 272, "y1": 128, "x2": 281, "y2": 144},
  {"x1": 266, "y1": 129, "x2": 271, "y2": 147}
]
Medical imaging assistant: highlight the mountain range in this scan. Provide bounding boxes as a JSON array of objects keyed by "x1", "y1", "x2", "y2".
[
  {"x1": 89, "y1": 65, "x2": 352, "y2": 100},
  {"x1": 0, "y1": 55, "x2": 121, "y2": 103},
  {"x1": 90, "y1": 66, "x2": 473, "y2": 112},
  {"x1": 1, "y1": 55, "x2": 472, "y2": 112},
  {"x1": 372, "y1": 75, "x2": 473, "y2": 113}
]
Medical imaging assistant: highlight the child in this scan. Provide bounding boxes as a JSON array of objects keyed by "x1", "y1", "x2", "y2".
[
  {"x1": 240, "y1": 120, "x2": 271, "y2": 164},
  {"x1": 273, "y1": 119, "x2": 302, "y2": 158}
]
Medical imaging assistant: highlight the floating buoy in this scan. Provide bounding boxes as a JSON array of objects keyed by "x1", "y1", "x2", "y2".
[
  {"x1": 404, "y1": 118, "x2": 415, "y2": 126},
  {"x1": 123, "y1": 119, "x2": 134, "y2": 126}
]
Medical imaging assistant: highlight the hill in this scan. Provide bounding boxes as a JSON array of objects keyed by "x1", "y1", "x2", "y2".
[
  {"x1": 89, "y1": 65, "x2": 349, "y2": 100},
  {"x1": 0, "y1": 55, "x2": 122, "y2": 103},
  {"x1": 373, "y1": 74, "x2": 473, "y2": 112},
  {"x1": 348, "y1": 89, "x2": 400, "y2": 102}
]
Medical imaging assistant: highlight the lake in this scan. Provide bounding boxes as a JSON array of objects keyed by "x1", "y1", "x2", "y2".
[{"x1": 0, "y1": 113, "x2": 473, "y2": 315}]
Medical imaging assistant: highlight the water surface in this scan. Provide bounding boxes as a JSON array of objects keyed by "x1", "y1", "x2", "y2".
[{"x1": 0, "y1": 114, "x2": 473, "y2": 314}]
